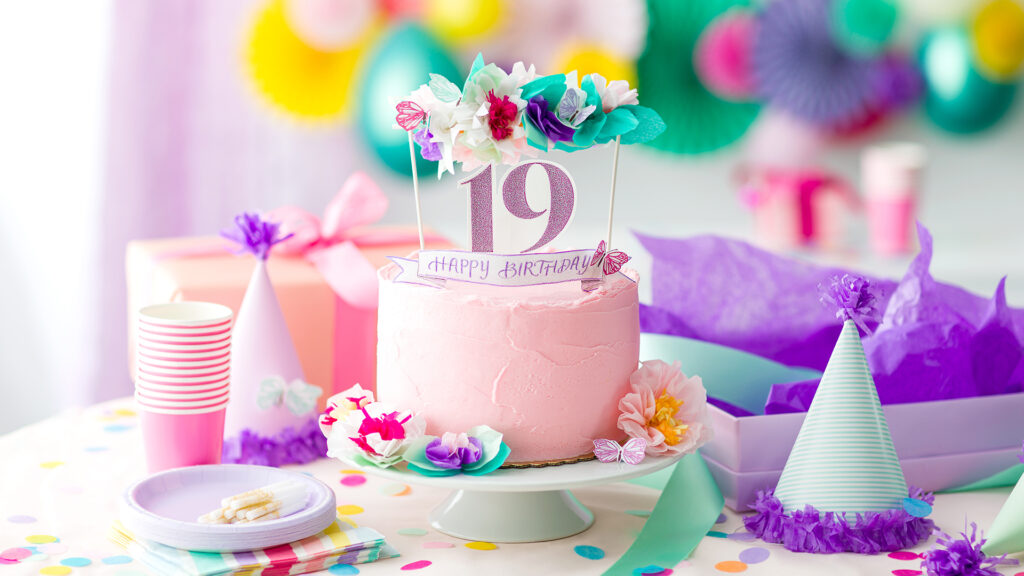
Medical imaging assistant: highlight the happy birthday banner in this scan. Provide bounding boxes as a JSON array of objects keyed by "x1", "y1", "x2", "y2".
[{"x1": 390, "y1": 248, "x2": 600, "y2": 288}]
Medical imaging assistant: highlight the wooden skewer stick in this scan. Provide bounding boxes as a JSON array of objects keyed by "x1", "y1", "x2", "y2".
[
  {"x1": 409, "y1": 131, "x2": 426, "y2": 251},
  {"x1": 606, "y1": 135, "x2": 622, "y2": 247}
]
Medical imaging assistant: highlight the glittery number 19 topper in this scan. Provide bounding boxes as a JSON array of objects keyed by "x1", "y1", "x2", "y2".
[{"x1": 460, "y1": 161, "x2": 577, "y2": 254}]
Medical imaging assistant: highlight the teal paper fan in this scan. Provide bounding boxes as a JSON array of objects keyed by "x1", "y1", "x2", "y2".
[{"x1": 637, "y1": 0, "x2": 760, "y2": 155}]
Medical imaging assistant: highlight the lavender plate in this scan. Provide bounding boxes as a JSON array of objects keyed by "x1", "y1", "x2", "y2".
[{"x1": 119, "y1": 464, "x2": 336, "y2": 552}]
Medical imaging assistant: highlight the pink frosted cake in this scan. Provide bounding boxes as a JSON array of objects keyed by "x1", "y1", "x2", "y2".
[{"x1": 376, "y1": 263, "x2": 641, "y2": 464}]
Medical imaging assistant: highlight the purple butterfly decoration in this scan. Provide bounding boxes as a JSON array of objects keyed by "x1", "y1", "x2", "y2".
[
  {"x1": 593, "y1": 438, "x2": 647, "y2": 465},
  {"x1": 593, "y1": 241, "x2": 631, "y2": 276}
]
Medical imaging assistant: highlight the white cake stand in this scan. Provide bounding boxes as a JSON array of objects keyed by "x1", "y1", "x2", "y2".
[{"x1": 347, "y1": 454, "x2": 682, "y2": 543}]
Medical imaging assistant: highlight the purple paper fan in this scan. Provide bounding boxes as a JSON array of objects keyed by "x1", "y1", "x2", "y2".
[{"x1": 753, "y1": 0, "x2": 875, "y2": 126}]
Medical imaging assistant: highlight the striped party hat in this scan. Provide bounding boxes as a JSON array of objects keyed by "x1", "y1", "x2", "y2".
[{"x1": 773, "y1": 318, "x2": 907, "y2": 512}]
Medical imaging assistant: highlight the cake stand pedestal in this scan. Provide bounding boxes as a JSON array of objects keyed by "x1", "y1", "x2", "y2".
[{"x1": 346, "y1": 454, "x2": 683, "y2": 543}]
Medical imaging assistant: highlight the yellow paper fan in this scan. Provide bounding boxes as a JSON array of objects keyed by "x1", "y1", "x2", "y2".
[
  {"x1": 246, "y1": 0, "x2": 379, "y2": 120},
  {"x1": 552, "y1": 43, "x2": 638, "y2": 88}
]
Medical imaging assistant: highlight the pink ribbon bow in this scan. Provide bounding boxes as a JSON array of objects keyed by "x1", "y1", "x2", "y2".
[{"x1": 265, "y1": 172, "x2": 398, "y2": 310}]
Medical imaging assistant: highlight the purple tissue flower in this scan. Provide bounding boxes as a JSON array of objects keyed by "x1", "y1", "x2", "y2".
[
  {"x1": 922, "y1": 523, "x2": 1018, "y2": 576},
  {"x1": 820, "y1": 274, "x2": 879, "y2": 333},
  {"x1": 220, "y1": 212, "x2": 293, "y2": 261},
  {"x1": 526, "y1": 96, "x2": 575, "y2": 143},
  {"x1": 414, "y1": 127, "x2": 442, "y2": 162},
  {"x1": 424, "y1": 433, "x2": 483, "y2": 470}
]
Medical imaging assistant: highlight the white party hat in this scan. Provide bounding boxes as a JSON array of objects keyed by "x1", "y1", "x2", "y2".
[
  {"x1": 982, "y1": 472, "x2": 1024, "y2": 556},
  {"x1": 221, "y1": 213, "x2": 324, "y2": 464},
  {"x1": 774, "y1": 280, "x2": 907, "y2": 513}
]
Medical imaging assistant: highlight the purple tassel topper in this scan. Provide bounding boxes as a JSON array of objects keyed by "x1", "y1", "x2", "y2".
[
  {"x1": 820, "y1": 274, "x2": 879, "y2": 334},
  {"x1": 221, "y1": 212, "x2": 293, "y2": 261}
]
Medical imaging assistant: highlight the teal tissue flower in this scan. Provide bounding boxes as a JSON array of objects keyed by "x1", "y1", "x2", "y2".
[{"x1": 403, "y1": 425, "x2": 511, "y2": 477}]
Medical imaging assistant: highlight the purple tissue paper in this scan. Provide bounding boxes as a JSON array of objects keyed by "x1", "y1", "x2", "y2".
[{"x1": 639, "y1": 223, "x2": 1024, "y2": 413}]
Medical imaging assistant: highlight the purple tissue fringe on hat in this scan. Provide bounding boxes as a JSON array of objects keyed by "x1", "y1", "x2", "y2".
[
  {"x1": 743, "y1": 488, "x2": 935, "y2": 554},
  {"x1": 222, "y1": 418, "x2": 327, "y2": 466},
  {"x1": 221, "y1": 212, "x2": 294, "y2": 260}
]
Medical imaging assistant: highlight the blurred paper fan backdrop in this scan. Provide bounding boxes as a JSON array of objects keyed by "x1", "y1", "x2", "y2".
[{"x1": 637, "y1": 0, "x2": 760, "y2": 155}]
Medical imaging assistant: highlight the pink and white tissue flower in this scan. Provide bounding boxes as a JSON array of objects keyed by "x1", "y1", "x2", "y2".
[
  {"x1": 326, "y1": 399, "x2": 426, "y2": 467},
  {"x1": 617, "y1": 360, "x2": 712, "y2": 456},
  {"x1": 451, "y1": 62, "x2": 536, "y2": 170},
  {"x1": 319, "y1": 383, "x2": 374, "y2": 436},
  {"x1": 590, "y1": 73, "x2": 639, "y2": 113}
]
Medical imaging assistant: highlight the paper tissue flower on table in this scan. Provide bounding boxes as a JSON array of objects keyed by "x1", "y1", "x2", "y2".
[
  {"x1": 125, "y1": 172, "x2": 454, "y2": 404},
  {"x1": 638, "y1": 224, "x2": 1024, "y2": 510},
  {"x1": 110, "y1": 518, "x2": 398, "y2": 576},
  {"x1": 220, "y1": 213, "x2": 325, "y2": 466},
  {"x1": 744, "y1": 275, "x2": 936, "y2": 554}
]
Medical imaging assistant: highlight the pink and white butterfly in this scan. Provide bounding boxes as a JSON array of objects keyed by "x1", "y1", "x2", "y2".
[
  {"x1": 395, "y1": 100, "x2": 426, "y2": 132},
  {"x1": 592, "y1": 241, "x2": 631, "y2": 276},
  {"x1": 593, "y1": 438, "x2": 647, "y2": 465}
]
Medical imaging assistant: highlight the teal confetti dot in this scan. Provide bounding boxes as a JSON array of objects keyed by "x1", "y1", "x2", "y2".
[
  {"x1": 633, "y1": 566, "x2": 666, "y2": 575},
  {"x1": 626, "y1": 509, "x2": 651, "y2": 518},
  {"x1": 574, "y1": 545, "x2": 605, "y2": 560},
  {"x1": 103, "y1": 424, "x2": 134, "y2": 433},
  {"x1": 102, "y1": 555, "x2": 133, "y2": 565},
  {"x1": 84, "y1": 446, "x2": 108, "y2": 452},
  {"x1": 328, "y1": 564, "x2": 360, "y2": 575},
  {"x1": 706, "y1": 531, "x2": 728, "y2": 538},
  {"x1": 902, "y1": 498, "x2": 932, "y2": 518},
  {"x1": 61, "y1": 558, "x2": 92, "y2": 567},
  {"x1": 398, "y1": 528, "x2": 428, "y2": 536}
]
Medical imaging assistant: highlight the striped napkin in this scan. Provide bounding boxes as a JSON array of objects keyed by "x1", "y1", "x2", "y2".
[{"x1": 109, "y1": 518, "x2": 398, "y2": 576}]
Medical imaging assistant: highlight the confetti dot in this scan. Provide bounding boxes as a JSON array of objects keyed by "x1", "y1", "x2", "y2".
[
  {"x1": 465, "y1": 541, "x2": 497, "y2": 551},
  {"x1": 340, "y1": 475, "x2": 367, "y2": 487},
  {"x1": 103, "y1": 424, "x2": 134, "y2": 433},
  {"x1": 102, "y1": 555, "x2": 133, "y2": 565},
  {"x1": 888, "y1": 551, "x2": 921, "y2": 561},
  {"x1": 114, "y1": 408, "x2": 137, "y2": 417},
  {"x1": 8, "y1": 515, "x2": 36, "y2": 523},
  {"x1": 380, "y1": 483, "x2": 411, "y2": 496},
  {"x1": 706, "y1": 531, "x2": 728, "y2": 538},
  {"x1": 398, "y1": 528, "x2": 429, "y2": 536},
  {"x1": 336, "y1": 505, "x2": 364, "y2": 515},
  {"x1": 39, "y1": 567, "x2": 72, "y2": 576},
  {"x1": 892, "y1": 570, "x2": 923, "y2": 576},
  {"x1": 340, "y1": 469, "x2": 365, "y2": 475},
  {"x1": 60, "y1": 558, "x2": 92, "y2": 567},
  {"x1": 0, "y1": 559, "x2": 17, "y2": 566},
  {"x1": 25, "y1": 536, "x2": 57, "y2": 545},
  {"x1": 401, "y1": 560, "x2": 432, "y2": 570},
  {"x1": 39, "y1": 462, "x2": 64, "y2": 469},
  {"x1": 84, "y1": 446, "x2": 108, "y2": 453},
  {"x1": 626, "y1": 509, "x2": 652, "y2": 518},
  {"x1": 38, "y1": 544, "x2": 68, "y2": 555},
  {"x1": 738, "y1": 547, "x2": 770, "y2": 564},
  {"x1": 715, "y1": 560, "x2": 748, "y2": 573},
  {"x1": 726, "y1": 532, "x2": 757, "y2": 542},
  {"x1": 633, "y1": 566, "x2": 667, "y2": 575},
  {"x1": 574, "y1": 545, "x2": 605, "y2": 560},
  {"x1": 422, "y1": 542, "x2": 454, "y2": 549},
  {"x1": 1, "y1": 548, "x2": 32, "y2": 561},
  {"x1": 328, "y1": 564, "x2": 360, "y2": 575},
  {"x1": 716, "y1": 513, "x2": 727, "y2": 523}
]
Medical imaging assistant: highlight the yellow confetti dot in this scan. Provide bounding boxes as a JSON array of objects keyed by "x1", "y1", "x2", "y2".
[
  {"x1": 336, "y1": 505, "x2": 364, "y2": 515},
  {"x1": 715, "y1": 560, "x2": 748, "y2": 573},
  {"x1": 337, "y1": 516, "x2": 359, "y2": 528},
  {"x1": 465, "y1": 541, "x2": 497, "y2": 551},
  {"x1": 39, "y1": 567, "x2": 72, "y2": 576},
  {"x1": 340, "y1": 469, "x2": 365, "y2": 475},
  {"x1": 114, "y1": 408, "x2": 137, "y2": 417},
  {"x1": 26, "y1": 535, "x2": 58, "y2": 544},
  {"x1": 39, "y1": 461, "x2": 64, "y2": 469}
]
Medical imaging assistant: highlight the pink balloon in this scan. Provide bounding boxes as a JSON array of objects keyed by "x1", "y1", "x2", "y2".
[{"x1": 694, "y1": 11, "x2": 758, "y2": 101}]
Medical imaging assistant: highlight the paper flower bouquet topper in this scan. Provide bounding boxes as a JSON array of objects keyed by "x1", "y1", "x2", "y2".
[{"x1": 390, "y1": 55, "x2": 665, "y2": 293}]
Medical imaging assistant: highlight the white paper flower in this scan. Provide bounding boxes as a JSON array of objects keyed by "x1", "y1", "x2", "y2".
[
  {"x1": 326, "y1": 401, "x2": 426, "y2": 468},
  {"x1": 590, "y1": 73, "x2": 639, "y2": 113}
]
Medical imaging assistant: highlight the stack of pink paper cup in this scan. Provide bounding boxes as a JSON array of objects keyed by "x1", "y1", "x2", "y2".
[{"x1": 135, "y1": 302, "x2": 233, "y2": 473}]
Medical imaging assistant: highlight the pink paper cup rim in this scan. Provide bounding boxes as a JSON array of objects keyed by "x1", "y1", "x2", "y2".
[
  {"x1": 137, "y1": 349, "x2": 231, "y2": 364},
  {"x1": 137, "y1": 365, "x2": 231, "y2": 380},
  {"x1": 136, "y1": 375, "x2": 230, "y2": 391},
  {"x1": 137, "y1": 356, "x2": 230, "y2": 371},
  {"x1": 135, "y1": 391, "x2": 230, "y2": 409},
  {"x1": 136, "y1": 384, "x2": 231, "y2": 400},
  {"x1": 138, "y1": 302, "x2": 234, "y2": 327},
  {"x1": 135, "y1": 400, "x2": 230, "y2": 415},
  {"x1": 138, "y1": 325, "x2": 233, "y2": 339},
  {"x1": 137, "y1": 332, "x2": 232, "y2": 346},
  {"x1": 137, "y1": 339, "x2": 231, "y2": 354}
]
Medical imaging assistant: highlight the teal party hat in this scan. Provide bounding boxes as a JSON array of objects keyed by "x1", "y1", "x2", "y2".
[
  {"x1": 982, "y1": 472, "x2": 1024, "y2": 556},
  {"x1": 774, "y1": 282, "x2": 907, "y2": 513}
]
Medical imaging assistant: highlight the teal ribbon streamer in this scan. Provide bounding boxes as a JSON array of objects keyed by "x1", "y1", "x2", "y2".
[
  {"x1": 942, "y1": 463, "x2": 1024, "y2": 493},
  {"x1": 603, "y1": 454, "x2": 724, "y2": 576}
]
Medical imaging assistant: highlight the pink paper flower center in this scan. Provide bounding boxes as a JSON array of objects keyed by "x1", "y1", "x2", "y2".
[{"x1": 486, "y1": 90, "x2": 518, "y2": 141}]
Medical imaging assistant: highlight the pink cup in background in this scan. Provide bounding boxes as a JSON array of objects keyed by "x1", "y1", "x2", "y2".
[
  {"x1": 137, "y1": 376, "x2": 231, "y2": 392},
  {"x1": 139, "y1": 404, "x2": 228, "y2": 473},
  {"x1": 861, "y1": 142, "x2": 926, "y2": 256},
  {"x1": 135, "y1": 385, "x2": 230, "y2": 401}
]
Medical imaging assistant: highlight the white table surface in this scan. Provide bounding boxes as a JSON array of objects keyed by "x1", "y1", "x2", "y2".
[{"x1": 1, "y1": 399, "x2": 1020, "y2": 576}]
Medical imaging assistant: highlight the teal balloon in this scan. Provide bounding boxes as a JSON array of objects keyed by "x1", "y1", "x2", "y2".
[
  {"x1": 831, "y1": 0, "x2": 900, "y2": 56},
  {"x1": 919, "y1": 28, "x2": 1017, "y2": 134},
  {"x1": 357, "y1": 24, "x2": 461, "y2": 176}
]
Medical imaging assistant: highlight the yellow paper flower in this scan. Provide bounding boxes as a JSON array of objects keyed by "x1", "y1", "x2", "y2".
[
  {"x1": 971, "y1": 0, "x2": 1024, "y2": 81},
  {"x1": 246, "y1": 0, "x2": 379, "y2": 120}
]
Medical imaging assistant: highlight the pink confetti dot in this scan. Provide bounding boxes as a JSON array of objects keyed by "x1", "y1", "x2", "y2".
[
  {"x1": 891, "y1": 570, "x2": 923, "y2": 576},
  {"x1": 888, "y1": 551, "x2": 921, "y2": 561},
  {"x1": 422, "y1": 541, "x2": 454, "y2": 549},
  {"x1": 401, "y1": 560, "x2": 432, "y2": 570},
  {"x1": 340, "y1": 475, "x2": 367, "y2": 487},
  {"x1": 0, "y1": 558, "x2": 18, "y2": 565},
  {"x1": 0, "y1": 548, "x2": 32, "y2": 561}
]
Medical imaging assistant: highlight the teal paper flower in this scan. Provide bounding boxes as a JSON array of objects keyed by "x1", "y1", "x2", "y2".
[{"x1": 402, "y1": 425, "x2": 511, "y2": 477}]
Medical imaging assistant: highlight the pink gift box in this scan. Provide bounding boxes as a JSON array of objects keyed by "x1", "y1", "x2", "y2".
[
  {"x1": 741, "y1": 169, "x2": 857, "y2": 251},
  {"x1": 126, "y1": 227, "x2": 453, "y2": 406},
  {"x1": 704, "y1": 393, "x2": 1024, "y2": 511}
]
